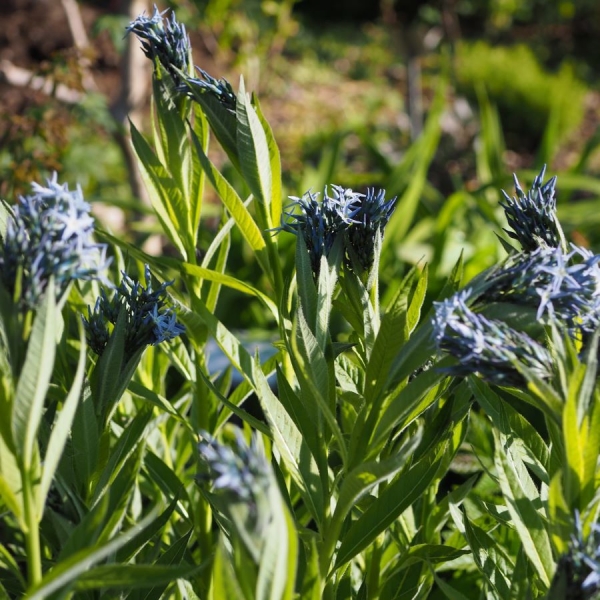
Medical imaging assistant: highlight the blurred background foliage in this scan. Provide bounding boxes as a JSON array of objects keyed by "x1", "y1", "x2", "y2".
[{"x1": 1, "y1": 0, "x2": 599, "y2": 327}]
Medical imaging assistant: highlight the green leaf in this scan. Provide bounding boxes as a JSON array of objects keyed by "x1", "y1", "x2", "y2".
[
  {"x1": 0, "y1": 539, "x2": 26, "y2": 591},
  {"x1": 184, "y1": 82, "x2": 239, "y2": 169},
  {"x1": 493, "y1": 430, "x2": 554, "y2": 588},
  {"x1": 583, "y1": 389, "x2": 600, "y2": 505},
  {"x1": 563, "y1": 385, "x2": 583, "y2": 505},
  {"x1": 181, "y1": 262, "x2": 278, "y2": 321},
  {"x1": 189, "y1": 125, "x2": 269, "y2": 264},
  {"x1": 548, "y1": 471, "x2": 571, "y2": 556},
  {"x1": 12, "y1": 279, "x2": 57, "y2": 470},
  {"x1": 256, "y1": 487, "x2": 297, "y2": 600},
  {"x1": 57, "y1": 493, "x2": 110, "y2": 561},
  {"x1": 393, "y1": 544, "x2": 470, "y2": 572},
  {"x1": 90, "y1": 308, "x2": 126, "y2": 419},
  {"x1": 39, "y1": 321, "x2": 86, "y2": 513},
  {"x1": 117, "y1": 495, "x2": 181, "y2": 564},
  {"x1": 253, "y1": 95, "x2": 282, "y2": 230},
  {"x1": 406, "y1": 264, "x2": 428, "y2": 334},
  {"x1": 295, "y1": 234, "x2": 318, "y2": 330},
  {"x1": 0, "y1": 198, "x2": 12, "y2": 238},
  {"x1": 364, "y1": 271, "x2": 412, "y2": 405},
  {"x1": 335, "y1": 439, "x2": 447, "y2": 568},
  {"x1": 509, "y1": 546, "x2": 532, "y2": 600},
  {"x1": 462, "y1": 513, "x2": 512, "y2": 598},
  {"x1": 252, "y1": 355, "x2": 324, "y2": 525},
  {"x1": 26, "y1": 509, "x2": 164, "y2": 599},
  {"x1": 0, "y1": 468, "x2": 23, "y2": 527},
  {"x1": 432, "y1": 572, "x2": 472, "y2": 600},
  {"x1": 212, "y1": 539, "x2": 248, "y2": 600},
  {"x1": 90, "y1": 408, "x2": 154, "y2": 507},
  {"x1": 189, "y1": 104, "x2": 208, "y2": 248},
  {"x1": 130, "y1": 120, "x2": 188, "y2": 259},
  {"x1": 74, "y1": 563, "x2": 198, "y2": 591},
  {"x1": 328, "y1": 429, "x2": 423, "y2": 569},
  {"x1": 129, "y1": 381, "x2": 193, "y2": 433},
  {"x1": 371, "y1": 365, "x2": 448, "y2": 453},
  {"x1": 198, "y1": 368, "x2": 271, "y2": 437},
  {"x1": 128, "y1": 529, "x2": 194, "y2": 600},
  {"x1": 71, "y1": 382, "x2": 99, "y2": 498},
  {"x1": 185, "y1": 297, "x2": 256, "y2": 391},
  {"x1": 470, "y1": 378, "x2": 551, "y2": 481},
  {"x1": 214, "y1": 351, "x2": 281, "y2": 430},
  {"x1": 236, "y1": 77, "x2": 273, "y2": 225},
  {"x1": 317, "y1": 237, "x2": 343, "y2": 349},
  {"x1": 205, "y1": 214, "x2": 231, "y2": 313},
  {"x1": 275, "y1": 367, "x2": 327, "y2": 497},
  {"x1": 292, "y1": 307, "x2": 346, "y2": 464}
]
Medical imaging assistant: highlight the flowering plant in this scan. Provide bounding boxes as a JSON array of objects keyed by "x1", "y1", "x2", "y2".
[{"x1": 1, "y1": 6, "x2": 600, "y2": 600}]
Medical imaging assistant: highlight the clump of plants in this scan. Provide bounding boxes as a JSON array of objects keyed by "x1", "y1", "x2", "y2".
[
  {"x1": 455, "y1": 41, "x2": 587, "y2": 145},
  {"x1": 1, "y1": 7, "x2": 600, "y2": 599}
]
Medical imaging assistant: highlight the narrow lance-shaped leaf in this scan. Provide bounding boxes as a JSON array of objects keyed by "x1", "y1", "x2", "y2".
[
  {"x1": 12, "y1": 278, "x2": 57, "y2": 470},
  {"x1": 493, "y1": 430, "x2": 554, "y2": 588},
  {"x1": 26, "y1": 509, "x2": 164, "y2": 600},
  {"x1": 189, "y1": 125, "x2": 268, "y2": 260},
  {"x1": 181, "y1": 262, "x2": 278, "y2": 321},
  {"x1": 335, "y1": 438, "x2": 449, "y2": 569},
  {"x1": 236, "y1": 77, "x2": 273, "y2": 229},
  {"x1": 324, "y1": 428, "x2": 423, "y2": 572},
  {"x1": 253, "y1": 94, "x2": 283, "y2": 230},
  {"x1": 462, "y1": 512, "x2": 513, "y2": 598},
  {"x1": 130, "y1": 120, "x2": 188, "y2": 259},
  {"x1": 256, "y1": 482, "x2": 297, "y2": 600},
  {"x1": 252, "y1": 355, "x2": 324, "y2": 525},
  {"x1": 39, "y1": 320, "x2": 87, "y2": 514}
]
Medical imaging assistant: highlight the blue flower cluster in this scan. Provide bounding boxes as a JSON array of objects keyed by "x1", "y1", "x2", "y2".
[
  {"x1": 127, "y1": 7, "x2": 236, "y2": 112},
  {"x1": 185, "y1": 68, "x2": 237, "y2": 112},
  {"x1": 280, "y1": 185, "x2": 397, "y2": 276},
  {"x1": 0, "y1": 173, "x2": 110, "y2": 310},
  {"x1": 126, "y1": 5, "x2": 191, "y2": 87},
  {"x1": 82, "y1": 265, "x2": 184, "y2": 359},
  {"x1": 484, "y1": 244, "x2": 600, "y2": 337},
  {"x1": 500, "y1": 166, "x2": 563, "y2": 252},
  {"x1": 432, "y1": 170, "x2": 600, "y2": 386},
  {"x1": 197, "y1": 429, "x2": 270, "y2": 504},
  {"x1": 432, "y1": 290, "x2": 552, "y2": 386}
]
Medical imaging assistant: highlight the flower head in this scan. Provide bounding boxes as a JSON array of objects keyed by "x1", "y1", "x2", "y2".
[
  {"x1": 344, "y1": 187, "x2": 397, "y2": 272},
  {"x1": 483, "y1": 245, "x2": 600, "y2": 338},
  {"x1": 280, "y1": 185, "x2": 360, "y2": 276},
  {"x1": 82, "y1": 265, "x2": 184, "y2": 359},
  {"x1": 126, "y1": 5, "x2": 191, "y2": 87},
  {"x1": 0, "y1": 173, "x2": 110, "y2": 310},
  {"x1": 184, "y1": 68, "x2": 237, "y2": 112},
  {"x1": 500, "y1": 166, "x2": 563, "y2": 252},
  {"x1": 196, "y1": 429, "x2": 271, "y2": 505},
  {"x1": 432, "y1": 289, "x2": 553, "y2": 386}
]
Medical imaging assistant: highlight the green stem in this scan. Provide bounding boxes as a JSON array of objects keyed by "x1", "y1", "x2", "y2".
[
  {"x1": 192, "y1": 353, "x2": 214, "y2": 595},
  {"x1": 366, "y1": 531, "x2": 383, "y2": 599},
  {"x1": 22, "y1": 466, "x2": 42, "y2": 588},
  {"x1": 196, "y1": 497, "x2": 213, "y2": 596}
]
